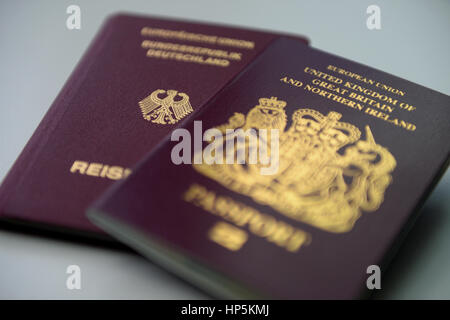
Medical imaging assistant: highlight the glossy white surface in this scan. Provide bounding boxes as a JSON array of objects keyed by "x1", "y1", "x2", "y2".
[{"x1": 0, "y1": 0, "x2": 449, "y2": 299}]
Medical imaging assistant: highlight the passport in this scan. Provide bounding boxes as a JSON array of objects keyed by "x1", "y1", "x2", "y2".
[
  {"x1": 0, "y1": 14, "x2": 308, "y2": 238},
  {"x1": 88, "y1": 38, "x2": 450, "y2": 298}
]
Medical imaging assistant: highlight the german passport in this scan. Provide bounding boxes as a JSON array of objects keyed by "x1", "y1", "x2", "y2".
[
  {"x1": 0, "y1": 14, "x2": 308, "y2": 238},
  {"x1": 88, "y1": 38, "x2": 450, "y2": 298}
]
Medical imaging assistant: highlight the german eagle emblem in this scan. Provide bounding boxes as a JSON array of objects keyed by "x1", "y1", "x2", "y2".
[
  {"x1": 193, "y1": 97, "x2": 397, "y2": 233},
  {"x1": 139, "y1": 89, "x2": 193, "y2": 125}
]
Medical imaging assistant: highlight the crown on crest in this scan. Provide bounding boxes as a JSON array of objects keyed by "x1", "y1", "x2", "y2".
[
  {"x1": 292, "y1": 109, "x2": 361, "y2": 149},
  {"x1": 258, "y1": 97, "x2": 287, "y2": 110}
]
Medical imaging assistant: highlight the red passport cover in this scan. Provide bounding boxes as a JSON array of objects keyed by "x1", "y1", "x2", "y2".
[
  {"x1": 0, "y1": 14, "x2": 308, "y2": 238},
  {"x1": 89, "y1": 38, "x2": 450, "y2": 298}
]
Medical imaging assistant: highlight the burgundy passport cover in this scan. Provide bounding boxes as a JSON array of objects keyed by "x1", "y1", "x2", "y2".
[
  {"x1": 0, "y1": 14, "x2": 308, "y2": 237},
  {"x1": 89, "y1": 38, "x2": 450, "y2": 298}
]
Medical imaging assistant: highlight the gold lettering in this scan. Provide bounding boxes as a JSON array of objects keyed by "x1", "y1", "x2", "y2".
[
  {"x1": 86, "y1": 163, "x2": 102, "y2": 177},
  {"x1": 70, "y1": 161, "x2": 88, "y2": 174},
  {"x1": 183, "y1": 184, "x2": 311, "y2": 253},
  {"x1": 70, "y1": 161, "x2": 131, "y2": 180}
]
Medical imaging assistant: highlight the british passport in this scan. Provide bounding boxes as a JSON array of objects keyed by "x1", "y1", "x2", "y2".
[
  {"x1": 88, "y1": 38, "x2": 450, "y2": 298},
  {"x1": 0, "y1": 14, "x2": 308, "y2": 238}
]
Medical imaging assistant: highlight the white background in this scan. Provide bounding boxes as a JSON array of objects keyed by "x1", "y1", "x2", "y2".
[{"x1": 0, "y1": 0, "x2": 449, "y2": 299}]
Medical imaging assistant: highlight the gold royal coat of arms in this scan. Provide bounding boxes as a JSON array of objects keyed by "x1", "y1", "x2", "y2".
[{"x1": 193, "y1": 97, "x2": 397, "y2": 233}]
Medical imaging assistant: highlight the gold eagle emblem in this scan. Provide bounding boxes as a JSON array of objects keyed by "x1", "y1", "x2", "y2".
[
  {"x1": 139, "y1": 89, "x2": 193, "y2": 124},
  {"x1": 193, "y1": 97, "x2": 397, "y2": 233}
]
